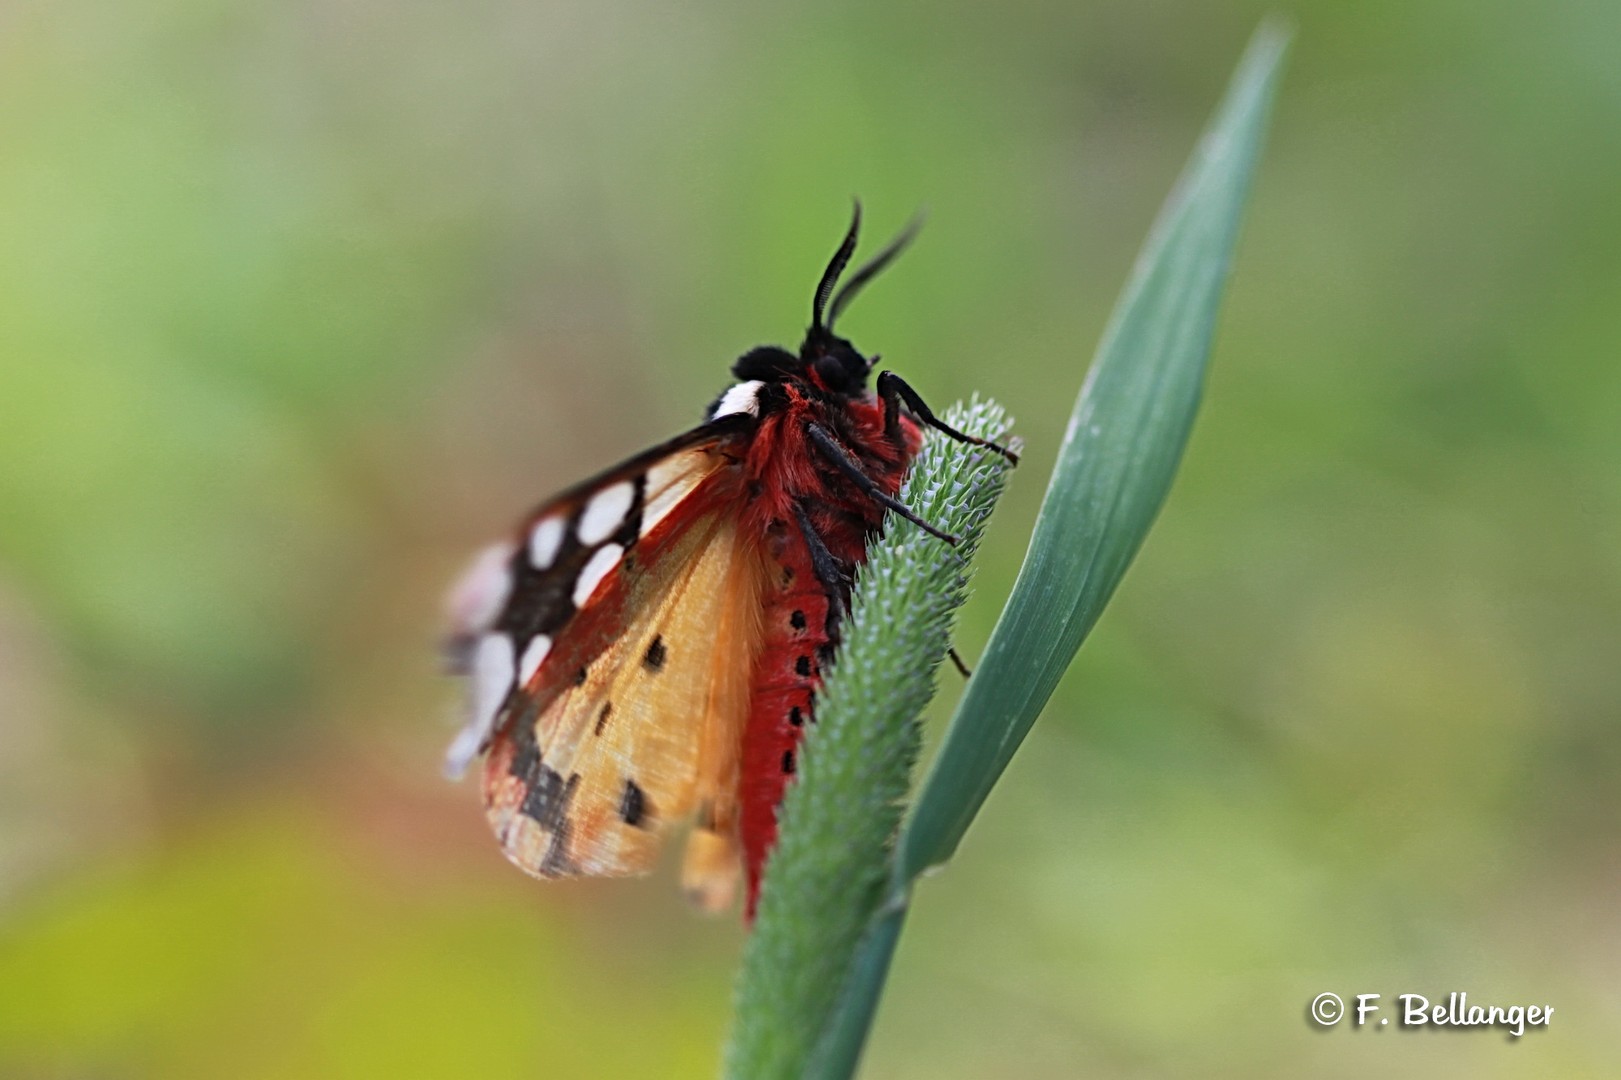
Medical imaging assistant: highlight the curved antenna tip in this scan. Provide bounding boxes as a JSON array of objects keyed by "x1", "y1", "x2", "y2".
[
  {"x1": 826, "y1": 209, "x2": 925, "y2": 331},
  {"x1": 812, "y1": 202, "x2": 864, "y2": 332}
]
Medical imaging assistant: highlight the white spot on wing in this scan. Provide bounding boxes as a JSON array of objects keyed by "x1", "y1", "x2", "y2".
[
  {"x1": 577, "y1": 481, "x2": 635, "y2": 546},
  {"x1": 529, "y1": 516, "x2": 565, "y2": 569},
  {"x1": 445, "y1": 542, "x2": 514, "y2": 635},
  {"x1": 442, "y1": 723, "x2": 484, "y2": 781},
  {"x1": 518, "y1": 634, "x2": 552, "y2": 686},
  {"x1": 444, "y1": 633, "x2": 516, "y2": 780},
  {"x1": 711, "y1": 380, "x2": 764, "y2": 419},
  {"x1": 572, "y1": 543, "x2": 623, "y2": 606}
]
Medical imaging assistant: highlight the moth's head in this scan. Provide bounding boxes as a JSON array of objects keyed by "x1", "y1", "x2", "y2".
[
  {"x1": 730, "y1": 202, "x2": 920, "y2": 397},
  {"x1": 796, "y1": 326, "x2": 871, "y2": 394}
]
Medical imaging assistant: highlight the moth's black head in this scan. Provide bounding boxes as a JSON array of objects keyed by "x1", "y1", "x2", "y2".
[{"x1": 730, "y1": 202, "x2": 920, "y2": 397}]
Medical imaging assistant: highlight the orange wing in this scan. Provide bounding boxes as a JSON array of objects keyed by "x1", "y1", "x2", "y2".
[{"x1": 444, "y1": 423, "x2": 767, "y2": 911}]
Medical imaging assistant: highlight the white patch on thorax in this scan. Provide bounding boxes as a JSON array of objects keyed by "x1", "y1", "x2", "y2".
[
  {"x1": 711, "y1": 380, "x2": 765, "y2": 419},
  {"x1": 572, "y1": 542, "x2": 623, "y2": 606},
  {"x1": 577, "y1": 481, "x2": 636, "y2": 545}
]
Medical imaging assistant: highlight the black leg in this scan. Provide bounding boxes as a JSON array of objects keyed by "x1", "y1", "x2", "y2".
[
  {"x1": 793, "y1": 502, "x2": 852, "y2": 620},
  {"x1": 876, "y1": 371, "x2": 1020, "y2": 464},
  {"x1": 947, "y1": 647, "x2": 972, "y2": 679},
  {"x1": 805, "y1": 422, "x2": 960, "y2": 545}
]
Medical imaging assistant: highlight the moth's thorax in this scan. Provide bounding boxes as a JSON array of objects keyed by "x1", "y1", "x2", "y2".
[
  {"x1": 706, "y1": 358, "x2": 862, "y2": 421},
  {"x1": 719, "y1": 381, "x2": 908, "y2": 532}
]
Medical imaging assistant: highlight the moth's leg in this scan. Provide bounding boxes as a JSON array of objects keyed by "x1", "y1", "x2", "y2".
[
  {"x1": 800, "y1": 492, "x2": 972, "y2": 675},
  {"x1": 876, "y1": 371, "x2": 1021, "y2": 464},
  {"x1": 804, "y1": 422, "x2": 960, "y2": 545},
  {"x1": 793, "y1": 502, "x2": 853, "y2": 614}
]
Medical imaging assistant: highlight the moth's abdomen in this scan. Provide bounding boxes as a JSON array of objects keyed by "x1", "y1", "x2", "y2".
[
  {"x1": 738, "y1": 526, "x2": 837, "y2": 918},
  {"x1": 735, "y1": 405, "x2": 922, "y2": 919}
]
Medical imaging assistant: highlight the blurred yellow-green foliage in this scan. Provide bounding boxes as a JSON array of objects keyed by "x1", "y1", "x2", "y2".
[{"x1": 2, "y1": 2, "x2": 1618, "y2": 1077}]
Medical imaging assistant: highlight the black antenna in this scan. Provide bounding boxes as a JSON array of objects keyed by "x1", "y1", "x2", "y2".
[
  {"x1": 827, "y1": 212, "x2": 924, "y2": 331},
  {"x1": 812, "y1": 200, "x2": 862, "y2": 333}
]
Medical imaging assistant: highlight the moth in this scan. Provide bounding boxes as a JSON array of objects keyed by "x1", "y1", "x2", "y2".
[{"x1": 443, "y1": 206, "x2": 1017, "y2": 918}]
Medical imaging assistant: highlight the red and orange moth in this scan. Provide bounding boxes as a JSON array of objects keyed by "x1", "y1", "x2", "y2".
[{"x1": 443, "y1": 206, "x2": 1017, "y2": 919}]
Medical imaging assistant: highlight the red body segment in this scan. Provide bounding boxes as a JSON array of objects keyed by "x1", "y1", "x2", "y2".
[{"x1": 733, "y1": 381, "x2": 923, "y2": 916}]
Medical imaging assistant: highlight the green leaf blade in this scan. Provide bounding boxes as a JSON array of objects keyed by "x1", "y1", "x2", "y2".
[{"x1": 898, "y1": 22, "x2": 1290, "y2": 880}]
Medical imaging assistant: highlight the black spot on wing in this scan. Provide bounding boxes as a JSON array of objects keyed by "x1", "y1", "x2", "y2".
[
  {"x1": 496, "y1": 475, "x2": 644, "y2": 644},
  {"x1": 502, "y1": 588, "x2": 577, "y2": 639},
  {"x1": 788, "y1": 705, "x2": 804, "y2": 727},
  {"x1": 643, "y1": 635, "x2": 667, "y2": 671},
  {"x1": 520, "y1": 764, "x2": 576, "y2": 831},
  {"x1": 789, "y1": 609, "x2": 807, "y2": 631},
  {"x1": 594, "y1": 701, "x2": 613, "y2": 736},
  {"x1": 574, "y1": 666, "x2": 588, "y2": 686},
  {"x1": 619, "y1": 779, "x2": 650, "y2": 828},
  {"x1": 500, "y1": 528, "x2": 582, "y2": 638},
  {"x1": 523, "y1": 772, "x2": 579, "y2": 877},
  {"x1": 795, "y1": 655, "x2": 813, "y2": 678},
  {"x1": 541, "y1": 816, "x2": 578, "y2": 876},
  {"x1": 781, "y1": 750, "x2": 796, "y2": 775},
  {"x1": 508, "y1": 725, "x2": 541, "y2": 782}
]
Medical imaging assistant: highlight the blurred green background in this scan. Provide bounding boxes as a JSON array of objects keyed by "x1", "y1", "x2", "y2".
[{"x1": 2, "y1": 1, "x2": 1618, "y2": 1077}]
